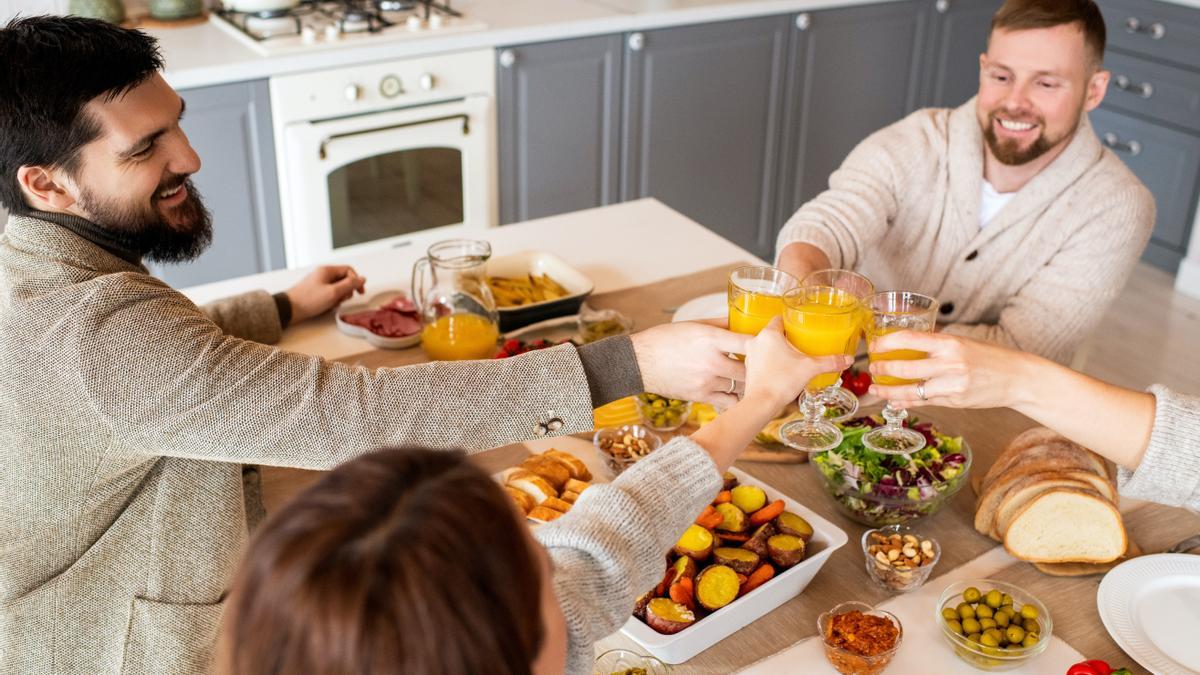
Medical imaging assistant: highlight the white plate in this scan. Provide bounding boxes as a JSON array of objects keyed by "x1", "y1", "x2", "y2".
[
  {"x1": 334, "y1": 290, "x2": 422, "y2": 350},
  {"x1": 672, "y1": 292, "x2": 726, "y2": 323},
  {"x1": 1097, "y1": 553, "x2": 1200, "y2": 674},
  {"x1": 620, "y1": 467, "x2": 848, "y2": 664}
]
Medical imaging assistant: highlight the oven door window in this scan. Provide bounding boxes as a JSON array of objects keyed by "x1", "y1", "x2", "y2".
[{"x1": 327, "y1": 147, "x2": 464, "y2": 250}]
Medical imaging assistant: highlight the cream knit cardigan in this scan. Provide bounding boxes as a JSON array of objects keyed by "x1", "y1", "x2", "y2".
[{"x1": 776, "y1": 98, "x2": 1155, "y2": 364}]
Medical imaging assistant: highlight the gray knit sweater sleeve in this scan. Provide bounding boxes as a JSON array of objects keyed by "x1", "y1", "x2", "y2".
[
  {"x1": 534, "y1": 437, "x2": 723, "y2": 675},
  {"x1": 1116, "y1": 385, "x2": 1200, "y2": 512},
  {"x1": 200, "y1": 289, "x2": 283, "y2": 344}
]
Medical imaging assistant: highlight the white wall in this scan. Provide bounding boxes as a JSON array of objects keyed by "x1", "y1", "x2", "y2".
[{"x1": 1, "y1": 0, "x2": 69, "y2": 19}]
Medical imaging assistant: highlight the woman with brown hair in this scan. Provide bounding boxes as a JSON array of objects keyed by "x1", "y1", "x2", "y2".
[{"x1": 221, "y1": 319, "x2": 850, "y2": 674}]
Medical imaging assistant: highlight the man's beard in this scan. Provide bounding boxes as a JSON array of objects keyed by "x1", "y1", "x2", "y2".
[
  {"x1": 78, "y1": 176, "x2": 213, "y2": 264},
  {"x1": 980, "y1": 109, "x2": 1080, "y2": 167}
]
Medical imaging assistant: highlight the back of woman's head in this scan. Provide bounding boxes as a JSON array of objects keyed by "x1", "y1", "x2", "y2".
[{"x1": 222, "y1": 448, "x2": 544, "y2": 675}]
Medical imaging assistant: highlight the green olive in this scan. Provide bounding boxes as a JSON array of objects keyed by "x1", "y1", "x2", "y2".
[
  {"x1": 946, "y1": 619, "x2": 963, "y2": 635},
  {"x1": 1022, "y1": 634, "x2": 1039, "y2": 648},
  {"x1": 1023, "y1": 618, "x2": 1040, "y2": 633},
  {"x1": 957, "y1": 603, "x2": 976, "y2": 620},
  {"x1": 975, "y1": 604, "x2": 994, "y2": 619},
  {"x1": 984, "y1": 628, "x2": 1003, "y2": 642},
  {"x1": 1020, "y1": 604, "x2": 1039, "y2": 621},
  {"x1": 942, "y1": 608, "x2": 960, "y2": 622},
  {"x1": 980, "y1": 632, "x2": 999, "y2": 647},
  {"x1": 961, "y1": 617, "x2": 981, "y2": 634},
  {"x1": 994, "y1": 610, "x2": 1011, "y2": 627},
  {"x1": 1005, "y1": 625, "x2": 1026, "y2": 644},
  {"x1": 985, "y1": 589, "x2": 1003, "y2": 608},
  {"x1": 979, "y1": 618, "x2": 997, "y2": 631},
  {"x1": 967, "y1": 633, "x2": 982, "y2": 644},
  {"x1": 963, "y1": 587, "x2": 982, "y2": 603}
]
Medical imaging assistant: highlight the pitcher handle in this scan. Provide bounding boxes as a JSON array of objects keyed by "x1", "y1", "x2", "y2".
[{"x1": 411, "y1": 256, "x2": 431, "y2": 314}]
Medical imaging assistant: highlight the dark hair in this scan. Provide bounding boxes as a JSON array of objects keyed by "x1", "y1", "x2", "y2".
[
  {"x1": 0, "y1": 16, "x2": 163, "y2": 215},
  {"x1": 990, "y1": 0, "x2": 1106, "y2": 68},
  {"x1": 222, "y1": 448, "x2": 546, "y2": 675}
]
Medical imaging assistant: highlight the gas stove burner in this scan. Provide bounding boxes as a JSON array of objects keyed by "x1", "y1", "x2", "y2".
[
  {"x1": 251, "y1": 7, "x2": 294, "y2": 19},
  {"x1": 342, "y1": 7, "x2": 375, "y2": 22},
  {"x1": 375, "y1": 0, "x2": 415, "y2": 10}
]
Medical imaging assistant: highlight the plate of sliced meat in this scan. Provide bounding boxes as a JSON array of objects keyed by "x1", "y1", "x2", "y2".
[{"x1": 336, "y1": 291, "x2": 423, "y2": 349}]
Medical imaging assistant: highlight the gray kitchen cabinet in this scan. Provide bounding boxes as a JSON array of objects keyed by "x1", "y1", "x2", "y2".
[
  {"x1": 147, "y1": 79, "x2": 285, "y2": 288},
  {"x1": 496, "y1": 35, "x2": 623, "y2": 225},
  {"x1": 776, "y1": 2, "x2": 930, "y2": 224},
  {"x1": 921, "y1": 0, "x2": 1003, "y2": 108},
  {"x1": 619, "y1": 15, "x2": 791, "y2": 258},
  {"x1": 1097, "y1": 0, "x2": 1200, "y2": 272}
]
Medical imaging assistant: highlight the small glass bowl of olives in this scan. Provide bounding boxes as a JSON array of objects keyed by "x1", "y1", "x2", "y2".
[
  {"x1": 935, "y1": 579, "x2": 1052, "y2": 671},
  {"x1": 636, "y1": 393, "x2": 692, "y2": 432}
]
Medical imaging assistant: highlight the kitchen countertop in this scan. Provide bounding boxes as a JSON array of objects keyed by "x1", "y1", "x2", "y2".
[
  {"x1": 180, "y1": 197, "x2": 763, "y2": 359},
  {"x1": 154, "y1": 0, "x2": 891, "y2": 89}
]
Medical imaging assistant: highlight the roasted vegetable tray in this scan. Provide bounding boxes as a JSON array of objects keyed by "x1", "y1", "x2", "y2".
[{"x1": 619, "y1": 467, "x2": 848, "y2": 664}]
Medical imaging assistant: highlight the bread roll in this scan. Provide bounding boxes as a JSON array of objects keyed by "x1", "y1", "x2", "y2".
[
  {"x1": 507, "y1": 470, "x2": 557, "y2": 504},
  {"x1": 520, "y1": 456, "x2": 570, "y2": 490},
  {"x1": 505, "y1": 486, "x2": 535, "y2": 514},
  {"x1": 544, "y1": 449, "x2": 592, "y2": 481}
]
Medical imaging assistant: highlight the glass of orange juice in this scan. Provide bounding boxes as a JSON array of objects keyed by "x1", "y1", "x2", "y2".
[
  {"x1": 862, "y1": 291, "x2": 939, "y2": 454},
  {"x1": 778, "y1": 286, "x2": 860, "y2": 453},
  {"x1": 728, "y1": 266, "x2": 799, "y2": 339},
  {"x1": 801, "y1": 269, "x2": 875, "y2": 421}
]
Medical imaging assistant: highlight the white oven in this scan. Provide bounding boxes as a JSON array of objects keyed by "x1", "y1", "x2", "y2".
[{"x1": 270, "y1": 49, "x2": 497, "y2": 267}]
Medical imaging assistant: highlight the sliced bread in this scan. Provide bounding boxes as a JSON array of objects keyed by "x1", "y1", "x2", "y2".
[
  {"x1": 974, "y1": 449, "x2": 1103, "y2": 537},
  {"x1": 1004, "y1": 487, "x2": 1127, "y2": 563},
  {"x1": 1034, "y1": 540, "x2": 1142, "y2": 577},
  {"x1": 994, "y1": 475, "x2": 1095, "y2": 540},
  {"x1": 975, "y1": 427, "x2": 1063, "y2": 494}
]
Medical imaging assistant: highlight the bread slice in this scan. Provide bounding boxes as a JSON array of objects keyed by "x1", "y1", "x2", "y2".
[
  {"x1": 560, "y1": 491, "x2": 580, "y2": 504},
  {"x1": 519, "y1": 456, "x2": 570, "y2": 490},
  {"x1": 505, "y1": 486, "x2": 535, "y2": 514},
  {"x1": 1004, "y1": 488, "x2": 1127, "y2": 563},
  {"x1": 975, "y1": 427, "x2": 1063, "y2": 494},
  {"x1": 544, "y1": 449, "x2": 592, "y2": 481},
  {"x1": 974, "y1": 450, "x2": 1103, "y2": 537},
  {"x1": 1034, "y1": 539, "x2": 1142, "y2": 577},
  {"x1": 540, "y1": 496, "x2": 573, "y2": 513},
  {"x1": 507, "y1": 470, "x2": 557, "y2": 504},
  {"x1": 994, "y1": 475, "x2": 1095, "y2": 540},
  {"x1": 563, "y1": 478, "x2": 591, "y2": 494},
  {"x1": 528, "y1": 506, "x2": 564, "y2": 522}
]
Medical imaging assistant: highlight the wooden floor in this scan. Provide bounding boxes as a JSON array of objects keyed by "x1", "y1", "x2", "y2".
[{"x1": 1080, "y1": 262, "x2": 1200, "y2": 394}]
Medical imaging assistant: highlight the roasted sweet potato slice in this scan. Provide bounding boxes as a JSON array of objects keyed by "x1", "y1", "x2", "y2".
[
  {"x1": 714, "y1": 502, "x2": 747, "y2": 533},
  {"x1": 767, "y1": 534, "x2": 807, "y2": 568},
  {"x1": 713, "y1": 547, "x2": 761, "y2": 575},
  {"x1": 645, "y1": 598, "x2": 696, "y2": 634},
  {"x1": 673, "y1": 524, "x2": 714, "y2": 562},
  {"x1": 695, "y1": 564, "x2": 741, "y2": 611},
  {"x1": 743, "y1": 522, "x2": 777, "y2": 557},
  {"x1": 633, "y1": 591, "x2": 653, "y2": 621},
  {"x1": 731, "y1": 485, "x2": 767, "y2": 514},
  {"x1": 774, "y1": 511, "x2": 814, "y2": 541},
  {"x1": 722, "y1": 471, "x2": 738, "y2": 491},
  {"x1": 671, "y1": 555, "x2": 698, "y2": 582}
]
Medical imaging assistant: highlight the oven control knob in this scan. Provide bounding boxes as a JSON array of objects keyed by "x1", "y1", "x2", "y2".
[
  {"x1": 343, "y1": 84, "x2": 362, "y2": 101},
  {"x1": 406, "y1": 15, "x2": 423, "y2": 31},
  {"x1": 428, "y1": 13, "x2": 443, "y2": 29},
  {"x1": 418, "y1": 73, "x2": 435, "y2": 91},
  {"x1": 324, "y1": 24, "x2": 340, "y2": 41},
  {"x1": 301, "y1": 25, "x2": 317, "y2": 44},
  {"x1": 379, "y1": 75, "x2": 403, "y2": 98}
]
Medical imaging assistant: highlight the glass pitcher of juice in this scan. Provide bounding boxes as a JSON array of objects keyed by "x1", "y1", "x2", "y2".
[{"x1": 411, "y1": 239, "x2": 500, "y2": 360}]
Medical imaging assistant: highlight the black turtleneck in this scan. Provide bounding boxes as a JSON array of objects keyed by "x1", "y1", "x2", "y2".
[{"x1": 33, "y1": 209, "x2": 294, "y2": 328}]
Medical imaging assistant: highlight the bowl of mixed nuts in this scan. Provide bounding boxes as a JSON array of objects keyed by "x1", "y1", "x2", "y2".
[
  {"x1": 593, "y1": 424, "x2": 664, "y2": 476},
  {"x1": 861, "y1": 524, "x2": 940, "y2": 593}
]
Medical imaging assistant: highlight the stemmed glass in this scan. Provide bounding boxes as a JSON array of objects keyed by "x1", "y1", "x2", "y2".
[
  {"x1": 778, "y1": 286, "x2": 861, "y2": 453},
  {"x1": 801, "y1": 269, "x2": 875, "y2": 421},
  {"x1": 862, "y1": 291, "x2": 939, "y2": 454},
  {"x1": 727, "y1": 266, "x2": 800, "y2": 354}
]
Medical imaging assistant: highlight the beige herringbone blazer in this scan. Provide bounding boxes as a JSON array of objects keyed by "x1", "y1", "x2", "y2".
[{"x1": 0, "y1": 215, "x2": 594, "y2": 674}]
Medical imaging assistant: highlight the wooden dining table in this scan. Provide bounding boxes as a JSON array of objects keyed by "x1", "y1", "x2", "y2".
[{"x1": 227, "y1": 201, "x2": 1199, "y2": 675}]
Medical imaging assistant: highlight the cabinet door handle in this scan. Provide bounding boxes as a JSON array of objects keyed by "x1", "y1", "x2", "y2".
[
  {"x1": 935, "y1": 0, "x2": 950, "y2": 13},
  {"x1": 498, "y1": 50, "x2": 516, "y2": 68},
  {"x1": 1113, "y1": 74, "x2": 1154, "y2": 99},
  {"x1": 628, "y1": 32, "x2": 645, "y2": 51},
  {"x1": 1102, "y1": 132, "x2": 1142, "y2": 157},
  {"x1": 1125, "y1": 17, "x2": 1166, "y2": 39},
  {"x1": 795, "y1": 13, "x2": 811, "y2": 30}
]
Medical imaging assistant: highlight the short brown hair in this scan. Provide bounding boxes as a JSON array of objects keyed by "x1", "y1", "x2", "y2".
[
  {"x1": 990, "y1": 0, "x2": 1107, "y2": 68},
  {"x1": 221, "y1": 448, "x2": 545, "y2": 675}
]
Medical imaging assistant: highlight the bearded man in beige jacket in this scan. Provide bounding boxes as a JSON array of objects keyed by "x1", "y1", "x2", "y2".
[
  {"x1": 776, "y1": 0, "x2": 1155, "y2": 365},
  {"x1": 0, "y1": 17, "x2": 751, "y2": 675}
]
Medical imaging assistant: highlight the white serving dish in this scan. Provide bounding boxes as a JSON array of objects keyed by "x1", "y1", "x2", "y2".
[
  {"x1": 488, "y1": 250, "x2": 594, "y2": 332},
  {"x1": 334, "y1": 290, "x2": 421, "y2": 350},
  {"x1": 619, "y1": 466, "x2": 849, "y2": 664}
]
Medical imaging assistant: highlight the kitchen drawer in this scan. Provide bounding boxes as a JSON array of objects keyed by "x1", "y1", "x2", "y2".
[
  {"x1": 1090, "y1": 107, "x2": 1200, "y2": 269},
  {"x1": 1103, "y1": 50, "x2": 1200, "y2": 134},
  {"x1": 1100, "y1": 0, "x2": 1200, "y2": 70}
]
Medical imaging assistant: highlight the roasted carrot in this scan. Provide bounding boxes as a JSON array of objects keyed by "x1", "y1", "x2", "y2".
[
  {"x1": 741, "y1": 563, "x2": 775, "y2": 594},
  {"x1": 669, "y1": 576, "x2": 695, "y2": 611},
  {"x1": 694, "y1": 505, "x2": 717, "y2": 525},
  {"x1": 697, "y1": 511, "x2": 725, "y2": 530},
  {"x1": 748, "y1": 499, "x2": 785, "y2": 526},
  {"x1": 714, "y1": 490, "x2": 733, "y2": 504},
  {"x1": 654, "y1": 565, "x2": 676, "y2": 597}
]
